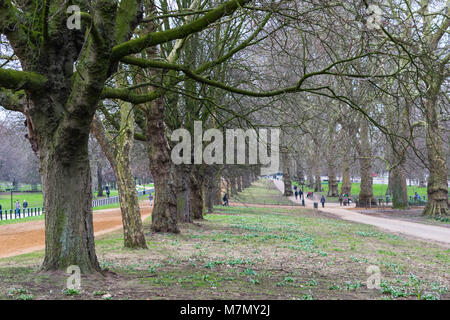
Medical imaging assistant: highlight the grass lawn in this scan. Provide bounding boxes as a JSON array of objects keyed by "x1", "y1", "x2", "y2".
[
  {"x1": 231, "y1": 180, "x2": 299, "y2": 206},
  {"x1": 291, "y1": 181, "x2": 450, "y2": 203},
  {"x1": 0, "y1": 183, "x2": 448, "y2": 300},
  {"x1": 0, "y1": 192, "x2": 44, "y2": 210},
  {"x1": 0, "y1": 189, "x2": 154, "y2": 211},
  {"x1": 0, "y1": 194, "x2": 151, "y2": 226}
]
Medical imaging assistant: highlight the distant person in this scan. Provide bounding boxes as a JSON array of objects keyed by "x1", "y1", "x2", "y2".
[
  {"x1": 299, "y1": 190, "x2": 303, "y2": 199},
  {"x1": 105, "y1": 186, "x2": 110, "y2": 198},
  {"x1": 0, "y1": 203, "x2": 2, "y2": 212},
  {"x1": 294, "y1": 190, "x2": 298, "y2": 200},
  {"x1": 149, "y1": 193, "x2": 154, "y2": 206},
  {"x1": 15, "y1": 200, "x2": 20, "y2": 214},
  {"x1": 339, "y1": 195, "x2": 343, "y2": 206},
  {"x1": 320, "y1": 195, "x2": 326, "y2": 208},
  {"x1": 23, "y1": 200, "x2": 28, "y2": 209},
  {"x1": 223, "y1": 193, "x2": 229, "y2": 206}
]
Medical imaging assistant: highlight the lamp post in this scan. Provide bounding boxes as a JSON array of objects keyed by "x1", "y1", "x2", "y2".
[
  {"x1": 299, "y1": 177, "x2": 305, "y2": 207},
  {"x1": 6, "y1": 188, "x2": 13, "y2": 210}
]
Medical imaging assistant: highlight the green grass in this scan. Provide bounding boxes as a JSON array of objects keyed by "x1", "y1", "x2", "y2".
[
  {"x1": 0, "y1": 194, "x2": 151, "y2": 225},
  {"x1": 0, "y1": 189, "x2": 153, "y2": 212},
  {"x1": 0, "y1": 193, "x2": 44, "y2": 210},
  {"x1": 1, "y1": 199, "x2": 448, "y2": 300},
  {"x1": 292, "y1": 181, "x2": 449, "y2": 203},
  {"x1": 231, "y1": 180, "x2": 298, "y2": 206}
]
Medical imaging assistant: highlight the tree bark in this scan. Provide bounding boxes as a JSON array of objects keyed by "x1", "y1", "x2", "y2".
[
  {"x1": 40, "y1": 123, "x2": 100, "y2": 273},
  {"x1": 97, "y1": 163, "x2": 104, "y2": 197},
  {"x1": 390, "y1": 166, "x2": 408, "y2": 209},
  {"x1": 190, "y1": 167, "x2": 204, "y2": 219},
  {"x1": 356, "y1": 120, "x2": 374, "y2": 206},
  {"x1": 91, "y1": 113, "x2": 147, "y2": 249},
  {"x1": 146, "y1": 98, "x2": 179, "y2": 233},
  {"x1": 281, "y1": 146, "x2": 293, "y2": 196},
  {"x1": 423, "y1": 96, "x2": 448, "y2": 216},
  {"x1": 340, "y1": 155, "x2": 352, "y2": 196},
  {"x1": 230, "y1": 176, "x2": 237, "y2": 196},
  {"x1": 313, "y1": 142, "x2": 322, "y2": 192},
  {"x1": 174, "y1": 164, "x2": 192, "y2": 223},
  {"x1": 237, "y1": 175, "x2": 242, "y2": 192}
]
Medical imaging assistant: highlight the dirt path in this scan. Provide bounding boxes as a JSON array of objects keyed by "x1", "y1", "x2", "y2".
[
  {"x1": 273, "y1": 180, "x2": 450, "y2": 246},
  {"x1": 0, "y1": 202, "x2": 152, "y2": 259}
]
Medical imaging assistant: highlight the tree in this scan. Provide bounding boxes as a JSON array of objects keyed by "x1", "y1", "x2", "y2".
[{"x1": 0, "y1": 0, "x2": 253, "y2": 272}]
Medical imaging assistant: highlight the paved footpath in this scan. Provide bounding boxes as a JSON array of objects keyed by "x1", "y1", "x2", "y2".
[{"x1": 273, "y1": 180, "x2": 450, "y2": 246}]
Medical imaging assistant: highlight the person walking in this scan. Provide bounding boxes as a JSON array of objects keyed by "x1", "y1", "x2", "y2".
[
  {"x1": 105, "y1": 185, "x2": 110, "y2": 198},
  {"x1": 320, "y1": 195, "x2": 326, "y2": 208},
  {"x1": 15, "y1": 200, "x2": 21, "y2": 215},
  {"x1": 339, "y1": 195, "x2": 343, "y2": 206},
  {"x1": 149, "y1": 193, "x2": 154, "y2": 206},
  {"x1": 23, "y1": 199, "x2": 28, "y2": 209},
  {"x1": 223, "y1": 193, "x2": 229, "y2": 206},
  {"x1": 294, "y1": 190, "x2": 298, "y2": 200}
]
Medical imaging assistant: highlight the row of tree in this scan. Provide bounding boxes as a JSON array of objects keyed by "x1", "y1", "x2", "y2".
[{"x1": 0, "y1": 1, "x2": 448, "y2": 273}]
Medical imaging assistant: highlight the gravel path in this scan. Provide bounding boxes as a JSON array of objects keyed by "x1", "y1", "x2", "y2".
[
  {"x1": 0, "y1": 202, "x2": 152, "y2": 259},
  {"x1": 273, "y1": 179, "x2": 450, "y2": 246}
]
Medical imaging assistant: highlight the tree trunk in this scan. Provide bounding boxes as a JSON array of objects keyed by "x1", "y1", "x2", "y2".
[
  {"x1": 146, "y1": 98, "x2": 179, "y2": 233},
  {"x1": 340, "y1": 156, "x2": 352, "y2": 196},
  {"x1": 215, "y1": 178, "x2": 223, "y2": 205},
  {"x1": 423, "y1": 97, "x2": 448, "y2": 216},
  {"x1": 174, "y1": 164, "x2": 192, "y2": 223},
  {"x1": 313, "y1": 143, "x2": 322, "y2": 192},
  {"x1": 237, "y1": 175, "x2": 242, "y2": 192},
  {"x1": 390, "y1": 166, "x2": 408, "y2": 209},
  {"x1": 91, "y1": 113, "x2": 147, "y2": 249},
  {"x1": 115, "y1": 103, "x2": 147, "y2": 248},
  {"x1": 281, "y1": 146, "x2": 293, "y2": 196},
  {"x1": 97, "y1": 163, "x2": 104, "y2": 197},
  {"x1": 190, "y1": 168, "x2": 204, "y2": 219},
  {"x1": 307, "y1": 171, "x2": 314, "y2": 189},
  {"x1": 230, "y1": 176, "x2": 237, "y2": 196},
  {"x1": 40, "y1": 131, "x2": 100, "y2": 273},
  {"x1": 327, "y1": 165, "x2": 339, "y2": 197},
  {"x1": 357, "y1": 120, "x2": 374, "y2": 206}
]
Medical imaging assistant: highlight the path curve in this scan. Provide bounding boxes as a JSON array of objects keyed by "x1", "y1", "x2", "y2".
[
  {"x1": 0, "y1": 202, "x2": 152, "y2": 259},
  {"x1": 273, "y1": 179, "x2": 450, "y2": 246}
]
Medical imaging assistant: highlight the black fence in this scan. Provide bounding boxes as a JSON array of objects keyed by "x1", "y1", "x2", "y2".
[
  {"x1": 91, "y1": 189, "x2": 154, "y2": 208},
  {"x1": 0, "y1": 207, "x2": 44, "y2": 220},
  {"x1": 354, "y1": 195, "x2": 431, "y2": 209},
  {"x1": 0, "y1": 188, "x2": 155, "y2": 221}
]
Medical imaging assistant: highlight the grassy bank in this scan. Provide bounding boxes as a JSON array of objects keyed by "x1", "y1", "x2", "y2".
[
  {"x1": 0, "y1": 190, "x2": 448, "y2": 300},
  {"x1": 231, "y1": 180, "x2": 299, "y2": 206}
]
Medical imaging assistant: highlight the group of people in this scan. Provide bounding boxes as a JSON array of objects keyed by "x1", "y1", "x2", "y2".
[
  {"x1": 11, "y1": 199, "x2": 28, "y2": 214},
  {"x1": 338, "y1": 194, "x2": 352, "y2": 206},
  {"x1": 293, "y1": 185, "x2": 304, "y2": 200},
  {"x1": 293, "y1": 185, "x2": 326, "y2": 208}
]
